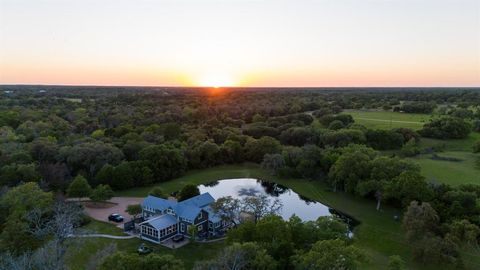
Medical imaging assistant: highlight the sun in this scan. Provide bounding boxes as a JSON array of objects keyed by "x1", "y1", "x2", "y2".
[{"x1": 197, "y1": 72, "x2": 236, "y2": 88}]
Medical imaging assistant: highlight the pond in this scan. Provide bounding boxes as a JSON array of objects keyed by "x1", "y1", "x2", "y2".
[{"x1": 198, "y1": 178, "x2": 358, "y2": 227}]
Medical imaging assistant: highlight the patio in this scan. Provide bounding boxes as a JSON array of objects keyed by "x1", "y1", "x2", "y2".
[{"x1": 160, "y1": 236, "x2": 190, "y2": 249}]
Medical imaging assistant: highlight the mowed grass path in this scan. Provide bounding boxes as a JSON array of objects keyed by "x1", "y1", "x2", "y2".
[{"x1": 345, "y1": 110, "x2": 431, "y2": 130}]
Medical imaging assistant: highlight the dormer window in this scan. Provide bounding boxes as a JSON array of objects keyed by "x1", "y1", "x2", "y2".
[{"x1": 198, "y1": 211, "x2": 203, "y2": 219}]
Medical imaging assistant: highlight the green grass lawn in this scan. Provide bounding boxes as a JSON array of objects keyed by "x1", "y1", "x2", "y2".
[
  {"x1": 344, "y1": 109, "x2": 431, "y2": 130},
  {"x1": 418, "y1": 132, "x2": 480, "y2": 152},
  {"x1": 67, "y1": 220, "x2": 226, "y2": 269},
  {"x1": 70, "y1": 163, "x2": 480, "y2": 269},
  {"x1": 409, "y1": 151, "x2": 480, "y2": 186}
]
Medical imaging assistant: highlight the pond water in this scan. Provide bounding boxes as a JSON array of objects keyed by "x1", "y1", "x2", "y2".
[{"x1": 198, "y1": 178, "x2": 358, "y2": 227}]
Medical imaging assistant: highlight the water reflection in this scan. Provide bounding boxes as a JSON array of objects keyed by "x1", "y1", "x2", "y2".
[
  {"x1": 199, "y1": 178, "x2": 358, "y2": 228},
  {"x1": 260, "y1": 181, "x2": 289, "y2": 197}
]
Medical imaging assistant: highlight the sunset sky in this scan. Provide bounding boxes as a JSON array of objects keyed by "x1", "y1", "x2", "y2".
[{"x1": 0, "y1": 0, "x2": 479, "y2": 87}]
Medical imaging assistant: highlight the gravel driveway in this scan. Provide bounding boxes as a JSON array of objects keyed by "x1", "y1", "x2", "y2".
[{"x1": 83, "y1": 197, "x2": 144, "y2": 226}]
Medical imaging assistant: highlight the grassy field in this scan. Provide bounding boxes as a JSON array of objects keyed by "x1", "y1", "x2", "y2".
[
  {"x1": 71, "y1": 163, "x2": 480, "y2": 270},
  {"x1": 409, "y1": 151, "x2": 480, "y2": 186},
  {"x1": 344, "y1": 109, "x2": 431, "y2": 130},
  {"x1": 344, "y1": 109, "x2": 480, "y2": 187},
  {"x1": 418, "y1": 132, "x2": 480, "y2": 152},
  {"x1": 412, "y1": 132, "x2": 480, "y2": 186}
]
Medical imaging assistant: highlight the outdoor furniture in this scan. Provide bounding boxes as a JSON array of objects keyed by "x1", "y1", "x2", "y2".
[
  {"x1": 137, "y1": 243, "x2": 152, "y2": 255},
  {"x1": 172, "y1": 234, "x2": 184, "y2": 243}
]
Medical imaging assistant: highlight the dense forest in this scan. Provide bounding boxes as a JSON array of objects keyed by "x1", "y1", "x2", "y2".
[{"x1": 1, "y1": 86, "x2": 480, "y2": 269}]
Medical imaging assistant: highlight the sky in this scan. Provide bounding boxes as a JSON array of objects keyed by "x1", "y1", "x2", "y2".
[{"x1": 0, "y1": 0, "x2": 479, "y2": 87}]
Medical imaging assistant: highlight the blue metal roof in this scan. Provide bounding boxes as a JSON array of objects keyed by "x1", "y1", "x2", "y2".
[
  {"x1": 142, "y1": 192, "x2": 216, "y2": 221},
  {"x1": 176, "y1": 205, "x2": 201, "y2": 220},
  {"x1": 142, "y1": 214, "x2": 177, "y2": 230},
  {"x1": 178, "y1": 193, "x2": 215, "y2": 208},
  {"x1": 142, "y1": 195, "x2": 176, "y2": 211}
]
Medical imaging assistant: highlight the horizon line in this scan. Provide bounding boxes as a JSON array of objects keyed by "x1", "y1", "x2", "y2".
[{"x1": 1, "y1": 83, "x2": 479, "y2": 89}]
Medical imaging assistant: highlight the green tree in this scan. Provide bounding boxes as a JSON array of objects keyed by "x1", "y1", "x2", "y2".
[
  {"x1": 95, "y1": 164, "x2": 114, "y2": 186},
  {"x1": 100, "y1": 252, "x2": 184, "y2": 270},
  {"x1": 473, "y1": 140, "x2": 480, "y2": 153},
  {"x1": 328, "y1": 145, "x2": 376, "y2": 193},
  {"x1": 67, "y1": 175, "x2": 92, "y2": 200},
  {"x1": 149, "y1": 187, "x2": 165, "y2": 198},
  {"x1": 322, "y1": 129, "x2": 366, "y2": 148},
  {"x1": 387, "y1": 171, "x2": 432, "y2": 207},
  {"x1": 139, "y1": 144, "x2": 187, "y2": 182},
  {"x1": 161, "y1": 123, "x2": 181, "y2": 141},
  {"x1": 111, "y1": 161, "x2": 134, "y2": 190},
  {"x1": 261, "y1": 153, "x2": 285, "y2": 175},
  {"x1": 420, "y1": 116, "x2": 471, "y2": 139},
  {"x1": 211, "y1": 196, "x2": 242, "y2": 227},
  {"x1": 448, "y1": 219, "x2": 480, "y2": 245},
  {"x1": 126, "y1": 204, "x2": 142, "y2": 219},
  {"x1": 0, "y1": 182, "x2": 53, "y2": 254},
  {"x1": 403, "y1": 201, "x2": 439, "y2": 242},
  {"x1": 89, "y1": 184, "x2": 114, "y2": 202},
  {"x1": 58, "y1": 142, "x2": 124, "y2": 178},
  {"x1": 387, "y1": 255, "x2": 406, "y2": 270},
  {"x1": 220, "y1": 140, "x2": 244, "y2": 163},
  {"x1": 292, "y1": 239, "x2": 365, "y2": 270},
  {"x1": 253, "y1": 215, "x2": 293, "y2": 265},
  {"x1": 188, "y1": 224, "x2": 198, "y2": 241},
  {"x1": 244, "y1": 136, "x2": 282, "y2": 163},
  {"x1": 194, "y1": 242, "x2": 277, "y2": 270},
  {"x1": 177, "y1": 184, "x2": 200, "y2": 201},
  {"x1": 357, "y1": 157, "x2": 419, "y2": 210},
  {"x1": 0, "y1": 163, "x2": 41, "y2": 187},
  {"x1": 328, "y1": 120, "x2": 344, "y2": 130}
]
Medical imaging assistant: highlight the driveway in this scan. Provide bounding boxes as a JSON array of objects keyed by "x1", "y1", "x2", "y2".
[{"x1": 83, "y1": 197, "x2": 143, "y2": 227}]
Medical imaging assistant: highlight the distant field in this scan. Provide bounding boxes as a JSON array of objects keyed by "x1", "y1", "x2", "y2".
[
  {"x1": 418, "y1": 132, "x2": 480, "y2": 152},
  {"x1": 344, "y1": 110, "x2": 430, "y2": 130},
  {"x1": 343, "y1": 110, "x2": 480, "y2": 187},
  {"x1": 409, "y1": 151, "x2": 480, "y2": 186}
]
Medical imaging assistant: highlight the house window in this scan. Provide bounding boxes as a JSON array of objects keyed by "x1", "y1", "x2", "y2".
[
  {"x1": 198, "y1": 212, "x2": 202, "y2": 219},
  {"x1": 198, "y1": 225, "x2": 202, "y2": 231},
  {"x1": 181, "y1": 223, "x2": 185, "y2": 232}
]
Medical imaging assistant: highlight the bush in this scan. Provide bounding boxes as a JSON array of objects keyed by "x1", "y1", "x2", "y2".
[
  {"x1": 366, "y1": 129, "x2": 404, "y2": 150},
  {"x1": 177, "y1": 184, "x2": 200, "y2": 201},
  {"x1": 328, "y1": 120, "x2": 344, "y2": 130},
  {"x1": 420, "y1": 117, "x2": 471, "y2": 139},
  {"x1": 473, "y1": 140, "x2": 480, "y2": 153},
  {"x1": 90, "y1": 184, "x2": 114, "y2": 202}
]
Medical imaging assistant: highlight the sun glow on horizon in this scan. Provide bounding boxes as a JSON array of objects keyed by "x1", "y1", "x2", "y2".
[{"x1": 196, "y1": 72, "x2": 237, "y2": 88}]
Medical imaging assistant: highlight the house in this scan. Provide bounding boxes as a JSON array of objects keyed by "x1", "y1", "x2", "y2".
[{"x1": 139, "y1": 192, "x2": 227, "y2": 244}]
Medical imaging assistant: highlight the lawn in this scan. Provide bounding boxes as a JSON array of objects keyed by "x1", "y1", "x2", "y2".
[
  {"x1": 67, "y1": 220, "x2": 226, "y2": 269},
  {"x1": 413, "y1": 132, "x2": 480, "y2": 186},
  {"x1": 344, "y1": 109, "x2": 431, "y2": 130},
  {"x1": 418, "y1": 132, "x2": 480, "y2": 152},
  {"x1": 72, "y1": 163, "x2": 480, "y2": 270},
  {"x1": 409, "y1": 151, "x2": 480, "y2": 186}
]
